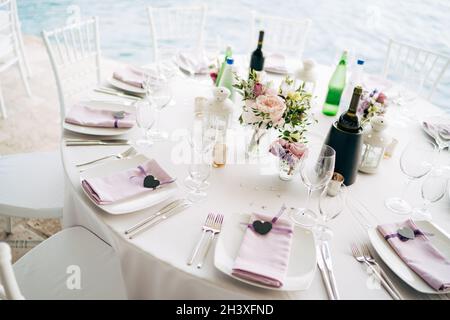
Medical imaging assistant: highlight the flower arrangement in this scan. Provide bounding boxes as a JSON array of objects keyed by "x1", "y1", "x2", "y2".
[
  {"x1": 234, "y1": 70, "x2": 313, "y2": 173},
  {"x1": 358, "y1": 89, "x2": 388, "y2": 125}
]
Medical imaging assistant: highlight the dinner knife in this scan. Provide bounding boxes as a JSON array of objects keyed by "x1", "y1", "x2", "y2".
[
  {"x1": 321, "y1": 241, "x2": 340, "y2": 300},
  {"x1": 128, "y1": 201, "x2": 191, "y2": 239},
  {"x1": 124, "y1": 199, "x2": 185, "y2": 235},
  {"x1": 316, "y1": 244, "x2": 335, "y2": 300},
  {"x1": 94, "y1": 88, "x2": 143, "y2": 101},
  {"x1": 66, "y1": 142, "x2": 131, "y2": 146}
]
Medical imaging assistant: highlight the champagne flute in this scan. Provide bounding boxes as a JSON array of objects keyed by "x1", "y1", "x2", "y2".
[
  {"x1": 290, "y1": 144, "x2": 336, "y2": 228},
  {"x1": 184, "y1": 118, "x2": 218, "y2": 191},
  {"x1": 134, "y1": 99, "x2": 157, "y2": 147},
  {"x1": 412, "y1": 170, "x2": 448, "y2": 220},
  {"x1": 385, "y1": 140, "x2": 437, "y2": 214},
  {"x1": 316, "y1": 184, "x2": 347, "y2": 241},
  {"x1": 147, "y1": 74, "x2": 173, "y2": 141}
]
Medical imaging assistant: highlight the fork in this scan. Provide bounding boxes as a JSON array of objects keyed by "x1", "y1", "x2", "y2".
[
  {"x1": 76, "y1": 147, "x2": 136, "y2": 168},
  {"x1": 196, "y1": 214, "x2": 224, "y2": 269},
  {"x1": 350, "y1": 242, "x2": 401, "y2": 300},
  {"x1": 361, "y1": 243, "x2": 403, "y2": 300},
  {"x1": 187, "y1": 213, "x2": 215, "y2": 266}
]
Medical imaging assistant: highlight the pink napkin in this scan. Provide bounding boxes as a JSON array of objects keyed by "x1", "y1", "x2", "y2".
[
  {"x1": 113, "y1": 65, "x2": 145, "y2": 88},
  {"x1": 264, "y1": 53, "x2": 288, "y2": 74},
  {"x1": 377, "y1": 219, "x2": 450, "y2": 292},
  {"x1": 82, "y1": 159, "x2": 176, "y2": 205},
  {"x1": 232, "y1": 213, "x2": 294, "y2": 288},
  {"x1": 423, "y1": 121, "x2": 450, "y2": 137},
  {"x1": 65, "y1": 105, "x2": 135, "y2": 128}
]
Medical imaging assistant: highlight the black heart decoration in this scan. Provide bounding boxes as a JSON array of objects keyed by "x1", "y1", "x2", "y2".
[
  {"x1": 113, "y1": 111, "x2": 126, "y2": 119},
  {"x1": 143, "y1": 175, "x2": 160, "y2": 189},
  {"x1": 397, "y1": 227, "x2": 415, "y2": 241},
  {"x1": 252, "y1": 220, "x2": 272, "y2": 235}
]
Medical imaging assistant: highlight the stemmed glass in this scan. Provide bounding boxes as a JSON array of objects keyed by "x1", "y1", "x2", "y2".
[
  {"x1": 148, "y1": 82, "x2": 173, "y2": 141},
  {"x1": 290, "y1": 144, "x2": 336, "y2": 228},
  {"x1": 185, "y1": 118, "x2": 218, "y2": 202},
  {"x1": 385, "y1": 140, "x2": 437, "y2": 215},
  {"x1": 134, "y1": 99, "x2": 157, "y2": 147},
  {"x1": 316, "y1": 184, "x2": 347, "y2": 241},
  {"x1": 412, "y1": 170, "x2": 448, "y2": 220}
]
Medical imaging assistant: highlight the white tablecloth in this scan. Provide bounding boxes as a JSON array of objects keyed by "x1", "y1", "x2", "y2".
[{"x1": 61, "y1": 61, "x2": 450, "y2": 300}]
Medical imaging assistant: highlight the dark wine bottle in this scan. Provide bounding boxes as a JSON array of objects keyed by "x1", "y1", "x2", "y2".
[
  {"x1": 249, "y1": 30, "x2": 265, "y2": 72},
  {"x1": 337, "y1": 85, "x2": 362, "y2": 133}
]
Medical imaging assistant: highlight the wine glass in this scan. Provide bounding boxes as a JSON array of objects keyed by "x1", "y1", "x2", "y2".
[
  {"x1": 134, "y1": 99, "x2": 157, "y2": 147},
  {"x1": 385, "y1": 140, "x2": 437, "y2": 214},
  {"x1": 412, "y1": 170, "x2": 448, "y2": 220},
  {"x1": 316, "y1": 184, "x2": 348, "y2": 241},
  {"x1": 290, "y1": 144, "x2": 336, "y2": 228}
]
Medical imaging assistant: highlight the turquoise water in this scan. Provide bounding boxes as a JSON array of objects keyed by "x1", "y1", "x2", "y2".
[{"x1": 17, "y1": 0, "x2": 450, "y2": 110}]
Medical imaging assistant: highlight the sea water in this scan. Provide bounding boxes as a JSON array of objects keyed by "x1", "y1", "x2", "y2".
[{"x1": 17, "y1": 0, "x2": 450, "y2": 111}]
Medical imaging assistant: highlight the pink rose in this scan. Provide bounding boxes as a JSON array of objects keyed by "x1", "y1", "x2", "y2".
[
  {"x1": 376, "y1": 92, "x2": 387, "y2": 104},
  {"x1": 287, "y1": 142, "x2": 308, "y2": 159},
  {"x1": 255, "y1": 95, "x2": 286, "y2": 125},
  {"x1": 253, "y1": 83, "x2": 264, "y2": 97}
]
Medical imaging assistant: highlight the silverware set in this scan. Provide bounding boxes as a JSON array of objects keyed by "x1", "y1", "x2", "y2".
[
  {"x1": 124, "y1": 199, "x2": 191, "y2": 239},
  {"x1": 187, "y1": 213, "x2": 224, "y2": 269},
  {"x1": 65, "y1": 138, "x2": 131, "y2": 146},
  {"x1": 317, "y1": 241, "x2": 340, "y2": 299},
  {"x1": 350, "y1": 242, "x2": 402, "y2": 300}
]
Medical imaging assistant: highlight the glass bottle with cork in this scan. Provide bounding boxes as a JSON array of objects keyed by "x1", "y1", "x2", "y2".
[{"x1": 323, "y1": 85, "x2": 364, "y2": 185}]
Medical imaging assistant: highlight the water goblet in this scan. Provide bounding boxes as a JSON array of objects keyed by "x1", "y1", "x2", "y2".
[
  {"x1": 290, "y1": 144, "x2": 336, "y2": 228},
  {"x1": 316, "y1": 184, "x2": 347, "y2": 241},
  {"x1": 385, "y1": 140, "x2": 437, "y2": 214},
  {"x1": 412, "y1": 170, "x2": 448, "y2": 220}
]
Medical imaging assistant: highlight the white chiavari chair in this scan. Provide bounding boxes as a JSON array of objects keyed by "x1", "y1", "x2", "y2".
[
  {"x1": 1, "y1": 226, "x2": 127, "y2": 300},
  {"x1": 250, "y1": 11, "x2": 312, "y2": 58},
  {"x1": 383, "y1": 39, "x2": 450, "y2": 100},
  {"x1": 0, "y1": 0, "x2": 31, "y2": 77},
  {"x1": 147, "y1": 4, "x2": 206, "y2": 62},
  {"x1": 0, "y1": 0, "x2": 31, "y2": 119},
  {"x1": 42, "y1": 16, "x2": 101, "y2": 122}
]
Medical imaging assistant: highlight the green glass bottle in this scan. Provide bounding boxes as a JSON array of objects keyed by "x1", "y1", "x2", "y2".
[
  {"x1": 215, "y1": 46, "x2": 232, "y2": 86},
  {"x1": 322, "y1": 51, "x2": 348, "y2": 116}
]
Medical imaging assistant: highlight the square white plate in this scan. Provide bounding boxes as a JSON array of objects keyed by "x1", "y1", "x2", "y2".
[
  {"x1": 214, "y1": 212, "x2": 317, "y2": 291},
  {"x1": 63, "y1": 100, "x2": 135, "y2": 136},
  {"x1": 368, "y1": 220, "x2": 450, "y2": 294},
  {"x1": 80, "y1": 154, "x2": 178, "y2": 215}
]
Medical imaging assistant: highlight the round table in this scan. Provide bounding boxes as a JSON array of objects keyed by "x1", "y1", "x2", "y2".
[{"x1": 61, "y1": 61, "x2": 450, "y2": 300}]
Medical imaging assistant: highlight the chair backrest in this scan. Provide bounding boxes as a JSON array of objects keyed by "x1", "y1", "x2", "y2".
[
  {"x1": 42, "y1": 17, "x2": 101, "y2": 123},
  {"x1": 0, "y1": 0, "x2": 20, "y2": 62},
  {"x1": 251, "y1": 11, "x2": 312, "y2": 58},
  {"x1": 383, "y1": 39, "x2": 450, "y2": 100},
  {"x1": 147, "y1": 5, "x2": 206, "y2": 62},
  {"x1": 0, "y1": 242, "x2": 24, "y2": 300}
]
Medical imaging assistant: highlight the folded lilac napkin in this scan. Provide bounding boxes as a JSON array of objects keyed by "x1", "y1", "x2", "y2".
[
  {"x1": 377, "y1": 219, "x2": 450, "y2": 292},
  {"x1": 113, "y1": 65, "x2": 145, "y2": 88},
  {"x1": 423, "y1": 121, "x2": 450, "y2": 137},
  {"x1": 82, "y1": 159, "x2": 175, "y2": 205},
  {"x1": 65, "y1": 105, "x2": 135, "y2": 128},
  {"x1": 176, "y1": 51, "x2": 209, "y2": 74},
  {"x1": 264, "y1": 53, "x2": 288, "y2": 74},
  {"x1": 232, "y1": 213, "x2": 294, "y2": 288}
]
